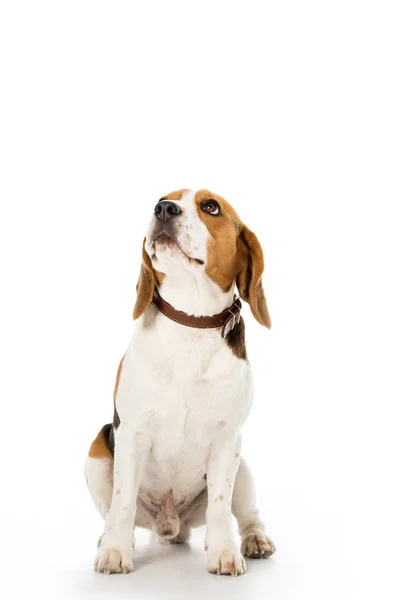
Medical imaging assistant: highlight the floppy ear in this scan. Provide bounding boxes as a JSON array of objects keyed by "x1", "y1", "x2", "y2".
[
  {"x1": 236, "y1": 225, "x2": 271, "y2": 328},
  {"x1": 132, "y1": 238, "x2": 156, "y2": 320}
]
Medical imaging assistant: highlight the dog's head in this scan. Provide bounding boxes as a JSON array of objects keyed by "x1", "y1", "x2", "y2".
[{"x1": 133, "y1": 189, "x2": 271, "y2": 328}]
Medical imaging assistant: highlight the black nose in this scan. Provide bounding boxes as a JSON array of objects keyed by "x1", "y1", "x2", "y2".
[{"x1": 154, "y1": 200, "x2": 182, "y2": 222}]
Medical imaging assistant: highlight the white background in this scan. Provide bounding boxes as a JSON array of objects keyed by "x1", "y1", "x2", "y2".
[{"x1": 1, "y1": 1, "x2": 399, "y2": 598}]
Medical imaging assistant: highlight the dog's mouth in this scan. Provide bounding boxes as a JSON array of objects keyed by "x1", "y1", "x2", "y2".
[{"x1": 150, "y1": 232, "x2": 204, "y2": 265}]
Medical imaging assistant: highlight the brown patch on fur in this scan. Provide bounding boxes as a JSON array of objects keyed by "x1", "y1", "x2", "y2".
[
  {"x1": 195, "y1": 189, "x2": 242, "y2": 292},
  {"x1": 88, "y1": 424, "x2": 113, "y2": 459},
  {"x1": 235, "y1": 453, "x2": 239, "y2": 458},
  {"x1": 132, "y1": 239, "x2": 165, "y2": 319},
  {"x1": 237, "y1": 225, "x2": 271, "y2": 328},
  {"x1": 114, "y1": 356, "x2": 124, "y2": 402},
  {"x1": 225, "y1": 316, "x2": 247, "y2": 360},
  {"x1": 162, "y1": 189, "x2": 188, "y2": 201},
  {"x1": 116, "y1": 489, "x2": 121, "y2": 495},
  {"x1": 219, "y1": 495, "x2": 224, "y2": 501},
  {"x1": 155, "y1": 270, "x2": 165, "y2": 286},
  {"x1": 194, "y1": 189, "x2": 271, "y2": 328},
  {"x1": 133, "y1": 238, "x2": 156, "y2": 320}
]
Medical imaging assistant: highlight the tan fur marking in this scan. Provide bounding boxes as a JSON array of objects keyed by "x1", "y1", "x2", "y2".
[
  {"x1": 88, "y1": 428, "x2": 112, "y2": 459},
  {"x1": 116, "y1": 489, "x2": 121, "y2": 495},
  {"x1": 195, "y1": 189, "x2": 271, "y2": 328},
  {"x1": 133, "y1": 238, "x2": 156, "y2": 320},
  {"x1": 195, "y1": 189, "x2": 242, "y2": 293},
  {"x1": 237, "y1": 225, "x2": 271, "y2": 328},
  {"x1": 155, "y1": 269, "x2": 165, "y2": 286},
  {"x1": 114, "y1": 356, "x2": 124, "y2": 401}
]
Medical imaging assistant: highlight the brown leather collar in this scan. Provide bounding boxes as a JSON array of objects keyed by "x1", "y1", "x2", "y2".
[{"x1": 153, "y1": 289, "x2": 242, "y2": 338}]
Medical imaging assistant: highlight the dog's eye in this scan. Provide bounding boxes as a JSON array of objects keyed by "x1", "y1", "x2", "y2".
[{"x1": 201, "y1": 200, "x2": 220, "y2": 216}]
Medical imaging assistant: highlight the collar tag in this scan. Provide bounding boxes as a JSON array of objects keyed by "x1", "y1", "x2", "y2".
[{"x1": 221, "y1": 300, "x2": 241, "y2": 338}]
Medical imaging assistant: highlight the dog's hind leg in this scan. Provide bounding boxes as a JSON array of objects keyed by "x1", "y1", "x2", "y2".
[
  {"x1": 84, "y1": 424, "x2": 114, "y2": 520},
  {"x1": 232, "y1": 458, "x2": 276, "y2": 559}
]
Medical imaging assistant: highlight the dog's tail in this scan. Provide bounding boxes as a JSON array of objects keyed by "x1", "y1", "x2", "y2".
[{"x1": 155, "y1": 489, "x2": 180, "y2": 539}]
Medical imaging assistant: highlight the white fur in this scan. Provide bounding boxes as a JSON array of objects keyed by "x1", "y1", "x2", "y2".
[
  {"x1": 86, "y1": 190, "x2": 274, "y2": 576},
  {"x1": 84, "y1": 457, "x2": 113, "y2": 519}
]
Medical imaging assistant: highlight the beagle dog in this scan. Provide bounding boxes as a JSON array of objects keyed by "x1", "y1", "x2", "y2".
[{"x1": 85, "y1": 189, "x2": 275, "y2": 576}]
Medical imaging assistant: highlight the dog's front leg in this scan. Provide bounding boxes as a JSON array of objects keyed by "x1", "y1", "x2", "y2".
[
  {"x1": 205, "y1": 436, "x2": 246, "y2": 576},
  {"x1": 95, "y1": 426, "x2": 150, "y2": 574}
]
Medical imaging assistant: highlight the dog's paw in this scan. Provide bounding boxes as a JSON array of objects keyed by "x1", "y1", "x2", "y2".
[
  {"x1": 241, "y1": 534, "x2": 275, "y2": 559},
  {"x1": 207, "y1": 548, "x2": 246, "y2": 576},
  {"x1": 94, "y1": 547, "x2": 134, "y2": 574}
]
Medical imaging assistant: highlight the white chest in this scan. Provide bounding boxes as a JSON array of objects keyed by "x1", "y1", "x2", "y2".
[{"x1": 115, "y1": 309, "x2": 253, "y2": 496}]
